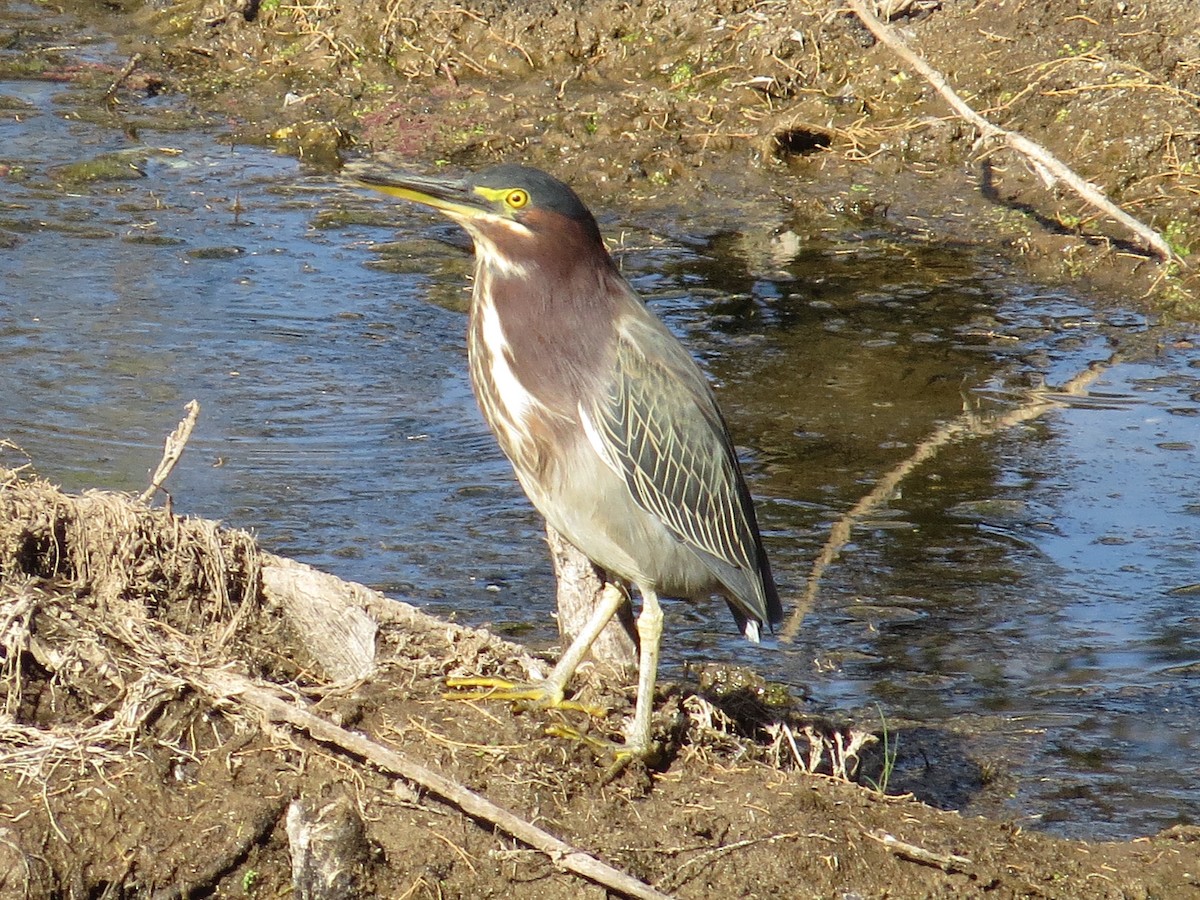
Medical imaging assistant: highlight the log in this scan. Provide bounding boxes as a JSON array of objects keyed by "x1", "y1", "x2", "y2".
[
  {"x1": 546, "y1": 525, "x2": 638, "y2": 676},
  {"x1": 261, "y1": 558, "x2": 379, "y2": 683},
  {"x1": 259, "y1": 554, "x2": 549, "y2": 684}
]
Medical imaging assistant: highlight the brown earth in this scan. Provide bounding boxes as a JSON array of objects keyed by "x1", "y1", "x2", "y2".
[
  {"x1": 94, "y1": 0, "x2": 1200, "y2": 314},
  {"x1": 4, "y1": 0, "x2": 1200, "y2": 898},
  {"x1": 2, "y1": 464, "x2": 1200, "y2": 900}
]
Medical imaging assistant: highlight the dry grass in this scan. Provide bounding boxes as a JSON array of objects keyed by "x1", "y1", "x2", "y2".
[{"x1": 0, "y1": 465, "x2": 263, "y2": 781}]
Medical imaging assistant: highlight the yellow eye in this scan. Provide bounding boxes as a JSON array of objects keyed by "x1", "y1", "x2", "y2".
[{"x1": 505, "y1": 189, "x2": 529, "y2": 209}]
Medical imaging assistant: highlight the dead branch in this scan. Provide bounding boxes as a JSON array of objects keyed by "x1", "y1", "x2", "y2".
[
  {"x1": 864, "y1": 829, "x2": 973, "y2": 874},
  {"x1": 193, "y1": 668, "x2": 675, "y2": 900},
  {"x1": 845, "y1": 0, "x2": 1178, "y2": 263},
  {"x1": 783, "y1": 354, "x2": 1117, "y2": 638},
  {"x1": 139, "y1": 400, "x2": 200, "y2": 504},
  {"x1": 102, "y1": 52, "x2": 142, "y2": 105}
]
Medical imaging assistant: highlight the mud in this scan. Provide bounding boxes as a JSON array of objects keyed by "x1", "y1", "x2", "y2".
[
  {"x1": 2, "y1": 465, "x2": 1199, "y2": 899},
  {"x1": 84, "y1": 0, "x2": 1200, "y2": 314},
  {"x1": 3, "y1": 0, "x2": 1200, "y2": 896}
]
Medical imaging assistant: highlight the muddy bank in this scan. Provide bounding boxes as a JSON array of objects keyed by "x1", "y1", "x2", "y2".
[
  {"x1": 76, "y1": 0, "x2": 1200, "y2": 314},
  {"x1": 2, "y1": 464, "x2": 1199, "y2": 899}
]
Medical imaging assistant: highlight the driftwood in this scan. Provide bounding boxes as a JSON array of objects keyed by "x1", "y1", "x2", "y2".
[
  {"x1": 259, "y1": 552, "x2": 549, "y2": 684},
  {"x1": 847, "y1": 0, "x2": 1178, "y2": 263},
  {"x1": 261, "y1": 558, "x2": 379, "y2": 682}
]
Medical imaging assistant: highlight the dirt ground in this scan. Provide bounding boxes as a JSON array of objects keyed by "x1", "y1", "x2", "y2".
[
  {"x1": 2, "y1": 465, "x2": 1200, "y2": 900},
  {"x1": 97, "y1": 0, "x2": 1200, "y2": 314},
  {"x1": 4, "y1": 0, "x2": 1200, "y2": 897}
]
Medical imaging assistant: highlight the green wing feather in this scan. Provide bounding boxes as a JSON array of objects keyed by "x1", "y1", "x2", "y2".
[{"x1": 590, "y1": 312, "x2": 770, "y2": 620}]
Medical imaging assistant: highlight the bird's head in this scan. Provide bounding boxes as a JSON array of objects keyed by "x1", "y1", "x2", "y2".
[{"x1": 353, "y1": 163, "x2": 607, "y2": 274}]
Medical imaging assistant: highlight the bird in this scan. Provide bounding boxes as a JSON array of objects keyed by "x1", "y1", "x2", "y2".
[{"x1": 353, "y1": 162, "x2": 782, "y2": 760}]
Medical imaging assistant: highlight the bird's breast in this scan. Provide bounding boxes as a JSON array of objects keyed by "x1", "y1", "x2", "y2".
[
  {"x1": 466, "y1": 261, "x2": 623, "y2": 482},
  {"x1": 467, "y1": 289, "x2": 568, "y2": 482}
]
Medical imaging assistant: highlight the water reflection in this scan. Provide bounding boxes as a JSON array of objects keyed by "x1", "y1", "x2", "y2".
[{"x1": 1, "y1": 10, "x2": 1198, "y2": 841}]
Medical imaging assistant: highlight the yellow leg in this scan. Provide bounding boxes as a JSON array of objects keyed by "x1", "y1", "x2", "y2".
[
  {"x1": 625, "y1": 588, "x2": 663, "y2": 756},
  {"x1": 446, "y1": 582, "x2": 629, "y2": 716},
  {"x1": 598, "y1": 587, "x2": 663, "y2": 780}
]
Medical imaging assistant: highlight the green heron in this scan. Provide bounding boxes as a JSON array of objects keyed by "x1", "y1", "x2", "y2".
[{"x1": 354, "y1": 163, "x2": 782, "y2": 758}]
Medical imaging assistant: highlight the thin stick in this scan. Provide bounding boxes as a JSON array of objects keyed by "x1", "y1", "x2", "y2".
[
  {"x1": 864, "y1": 829, "x2": 973, "y2": 874},
  {"x1": 103, "y1": 53, "x2": 142, "y2": 105},
  {"x1": 846, "y1": 0, "x2": 1177, "y2": 263},
  {"x1": 139, "y1": 401, "x2": 200, "y2": 504},
  {"x1": 193, "y1": 669, "x2": 675, "y2": 900},
  {"x1": 782, "y1": 355, "x2": 1115, "y2": 639}
]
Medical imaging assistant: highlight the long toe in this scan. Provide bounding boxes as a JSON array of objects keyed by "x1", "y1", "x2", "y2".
[{"x1": 445, "y1": 676, "x2": 605, "y2": 716}]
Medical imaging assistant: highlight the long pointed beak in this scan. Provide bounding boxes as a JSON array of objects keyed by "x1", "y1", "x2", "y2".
[{"x1": 347, "y1": 163, "x2": 486, "y2": 220}]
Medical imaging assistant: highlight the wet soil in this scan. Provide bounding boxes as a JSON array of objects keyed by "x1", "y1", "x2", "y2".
[
  {"x1": 1, "y1": 473, "x2": 1198, "y2": 899},
  {"x1": 93, "y1": 0, "x2": 1200, "y2": 314},
  {"x1": 3, "y1": 0, "x2": 1200, "y2": 897}
]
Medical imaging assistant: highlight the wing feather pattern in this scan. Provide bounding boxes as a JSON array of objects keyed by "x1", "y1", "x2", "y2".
[{"x1": 588, "y1": 312, "x2": 776, "y2": 627}]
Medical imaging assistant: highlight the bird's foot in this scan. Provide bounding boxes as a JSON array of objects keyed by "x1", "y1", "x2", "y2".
[
  {"x1": 543, "y1": 721, "x2": 615, "y2": 753},
  {"x1": 600, "y1": 737, "x2": 666, "y2": 782},
  {"x1": 444, "y1": 676, "x2": 606, "y2": 717},
  {"x1": 542, "y1": 721, "x2": 662, "y2": 782}
]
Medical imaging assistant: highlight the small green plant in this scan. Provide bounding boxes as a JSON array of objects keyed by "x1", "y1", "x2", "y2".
[
  {"x1": 863, "y1": 704, "x2": 899, "y2": 795},
  {"x1": 1056, "y1": 211, "x2": 1083, "y2": 230},
  {"x1": 242, "y1": 869, "x2": 260, "y2": 893},
  {"x1": 669, "y1": 62, "x2": 694, "y2": 86},
  {"x1": 1164, "y1": 219, "x2": 1193, "y2": 257}
]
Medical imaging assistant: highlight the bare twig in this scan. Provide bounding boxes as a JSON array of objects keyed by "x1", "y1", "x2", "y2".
[
  {"x1": 846, "y1": 0, "x2": 1178, "y2": 263},
  {"x1": 139, "y1": 400, "x2": 200, "y2": 504},
  {"x1": 864, "y1": 829, "x2": 973, "y2": 874},
  {"x1": 193, "y1": 669, "x2": 675, "y2": 900},
  {"x1": 783, "y1": 355, "x2": 1117, "y2": 638},
  {"x1": 103, "y1": 53, "x2": 142, "y2": 105}
]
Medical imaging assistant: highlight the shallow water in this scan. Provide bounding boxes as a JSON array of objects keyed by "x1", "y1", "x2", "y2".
[{"x1": 1, "y1": 8, "x2": 1197, "y2": 842}]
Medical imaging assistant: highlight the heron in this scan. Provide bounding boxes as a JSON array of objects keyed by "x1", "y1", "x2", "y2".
[{"x1": 354, "y1": 163, "x2": 782, "y2": 759}]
